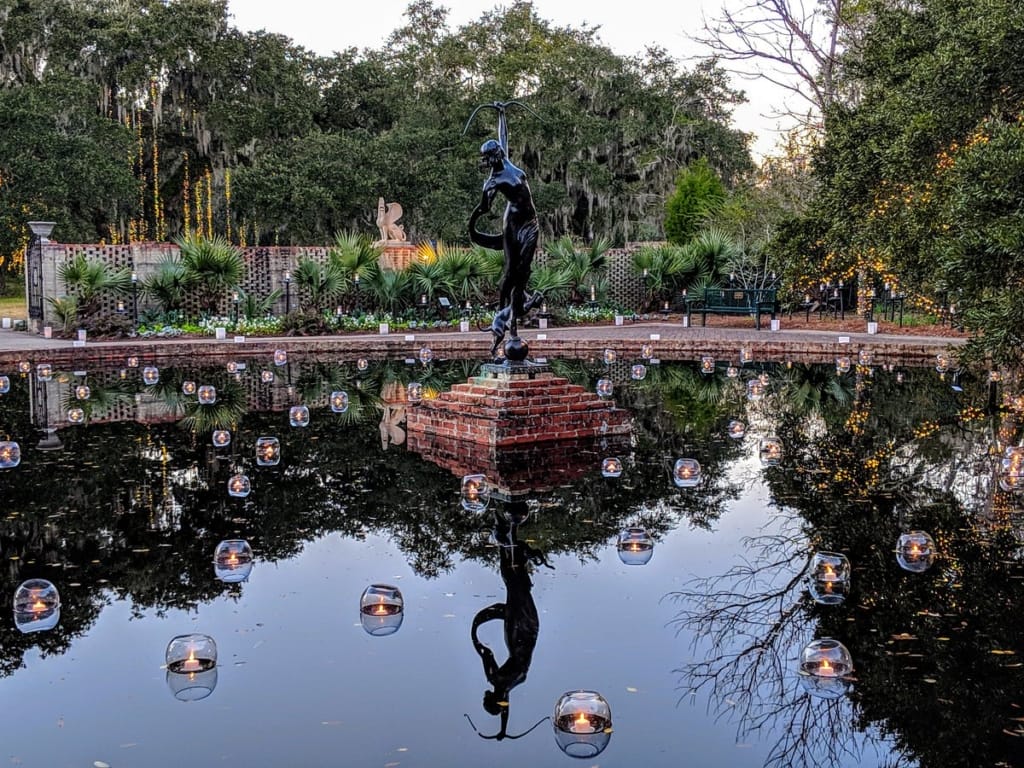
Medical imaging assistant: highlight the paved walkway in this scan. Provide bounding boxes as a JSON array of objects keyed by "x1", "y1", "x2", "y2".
[{"x1": 0, "y1": 319, "x2": 966, "y2": 368}]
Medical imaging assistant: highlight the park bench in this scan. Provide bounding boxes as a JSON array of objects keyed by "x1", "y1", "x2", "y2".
[{"x1": 686, "y1": 287, "x2": 778, "y2": 330}]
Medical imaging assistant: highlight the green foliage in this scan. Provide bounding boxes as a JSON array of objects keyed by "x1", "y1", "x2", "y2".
[
  {"x1": 664, "y1": 159, "x2": 727, "y2": 245},
  {"x1": 57, "y1": 254, "x2": 131, "y2": 319},
  {"x1": 178, "y1": 235, "x2": 244, "y2": 314},
  {"x1": 46, "y1": 295, "x2": 77, "y2": 334},
  {"x1": 292, "y1": 257, "x2": 344, "y2": 313},
  {"x1": 142, "y1": 257, "x2": 189, "y2": 313},
  {"x1": 546, "y1": 235, "x2": 611, "y2": 303}
]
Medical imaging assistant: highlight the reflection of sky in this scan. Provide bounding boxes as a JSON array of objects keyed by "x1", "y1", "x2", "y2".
[{"x1": 2, "y1": 472, "x2": 898, "y2": 767}]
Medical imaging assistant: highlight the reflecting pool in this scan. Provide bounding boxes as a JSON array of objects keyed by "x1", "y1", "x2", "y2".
[{"x1": 0, "y1": 353, "x2": 1022, "y2": 768}]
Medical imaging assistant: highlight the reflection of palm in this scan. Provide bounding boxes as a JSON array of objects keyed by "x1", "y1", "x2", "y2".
[{"x1": 469, "y1": 505, "x2": 552, "y2": 740}]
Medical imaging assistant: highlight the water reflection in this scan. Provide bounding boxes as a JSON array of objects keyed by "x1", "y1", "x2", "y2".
[
  {"x1": 0, "y1": 354, "x2": 1022, "y2": 765},
  {"x1": 467, "y1": 500, "x2": 552, "y2": 741}
]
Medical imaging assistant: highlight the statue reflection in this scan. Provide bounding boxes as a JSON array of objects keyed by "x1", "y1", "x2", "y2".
[{"x1": 466, "y1": 500, "x2": 553, "y2": 741}]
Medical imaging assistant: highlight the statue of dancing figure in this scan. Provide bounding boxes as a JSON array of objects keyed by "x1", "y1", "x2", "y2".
[{"x1": 466, "y1": 102, "x2": 543, "y2": 358}]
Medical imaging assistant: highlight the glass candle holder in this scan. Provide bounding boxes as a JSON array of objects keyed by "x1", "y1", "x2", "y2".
[
  {"x1": 896, "y1": 530, "x2": 936, "y2": 573},
  {"x1": 212, "y1": 429, "x2": 231, "y2": 448},
  {"x1": 226, "y1": 361, "x2": 239, "y2": 374},
  {"x1": 17, "y1": 361, "x2": 31, "y2": 374},
  {"x1": 0, "y1": 375, "x2": 8, "y2": 394},
  {"x1": 759, "y1": 437, "x2": 784, "y2": 466},
  {"x1": 74, "y1": 384, "x2": 90, "y2": 400},
  {"x1": 181, "y1": 380, "x2": 197, "y2": 396},
  {"x1": 213, "y1": 539, "x2": 254, "y2": 583},
  {"x1": 460, "y1": 474, "x2": 491, "y2": 512},
  {"x1": 726, "y1": 365, "x2": 739, "y2": 379},
  {"x1": 166, "y1": 633, "x2": 217, "y2": 676},
  {"x1": 630, "y1": 364, "x2": 646, "y2": 381},
  {"x1": 673, "y1": 458, "x2": 701, "y2": 488},
  {"x1": 553, "y1": 690, "x2": 613, "y2": 758},
  {"x1": 289, "y1": 405, "x2": 310, "y2": 427},
  {"x1": 142, "y1": 366, "x2": 160, "y2": 385},
  {"x1": 746, "y1": 379, "x2": 766, "y2": 401},
  {"x1": 601, "y1": 457, "x2": 623, "y2": 478},
  {"x1": 835, "y1": 356, "x2": 852, "y2": 375},
  {"x1": 360, "y1": 584, "x2": 404, "y2": 636},
  {"x1": 701, "y1": 355, "x2": 715, "y2": 375},
  {"x1": 740, "y1": 347, "x2": 754, "y2": 364},
  {"x1": 407, "y1": 382, "x2": 423, "y2": 403},
  {"x1": 596, "y1": 379, "x2": 613, "y2": 398},
  {"x1": 640, "y1": 343, "x2": 654, "y2": 359},
  {"x1": 808, "y1": 551, "x2": 852, "y2": 605},
  {"x1": 227, "y1": 473, "x2": 251, "y2": 497},
  {"x1": 126, "y1": 356, "x2": 139, "y2": 368},
  {"x1": 357, "y1": 358, "x2": 369, "y2": 372},
  {"x1": 255, "y1": 436, "x2": 281, "y2": 466},
  {"x1": 999, "y1": 447, "x2": 1024, "y2": 492},
  {"x1": 617, "y1": 527, "x2": 654, "y2": 565},
  {"x1": 67, "y1": 407, "x2": 85, "y2": 424},
  {"x1": 935, "y1": 352, "x2": 951, "y2": 373},
  {"x1": 13, "y1": 579, "x2": 61, "y2": 633},
  {"x1": 273, "y1": 349, "x2": 288, "y2": 366},
  {"x1": 858, "y1": 349, "x2": 874, "y2": 366},
  {"x1": 799, "y1": 638, "x2": 854, "y2": 699},
  {"x1": 727, "y1": 420, "x2": 746, "y2": 440},
  {"x1": 166, "y1": 666, "x2": 218, "y2": 702},
  {"x1": 418, "y1": 346, "x2": 433, "y2": 365},
  {"x1": 330, "y1": 390, "x2": 350, "y2": 413},
  {"x1": 603, "y1": 348, "x2": 616, "y2": 364},
  {"x1": 0, "y1": 440, "x2": 21, "y2": 468},
  {"x1": 260, "y1": 369, "x2": 275, "y2": 384},
  {"x1": 197, "y1": 385, "x2": 217, "y2": 405},
  {"x1": 36, "y1": 363, "x2": 52, "y2": 381}
]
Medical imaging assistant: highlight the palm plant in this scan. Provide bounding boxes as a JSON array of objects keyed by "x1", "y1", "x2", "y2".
[
  {"x1": 363, "y1": 267, "x2": 411, "y2": 316},
  {"x1": 142, "y1": 256, "x2": 189, "y2": 313},
  {"x1": 406, "y1": 244, "x2": 449, "y2": 304},
  {"x1": 329, "y1": 230, "x2": 382, "y2": 286},
  {"x1": 690, "y1": 227, "x2": 741, "y2": 286},
  {"x1": 292, "y1": 257, "x2": 344, "y2": 314},
  {"x1": 58, "y1": 253, "x2": 131, "y2": 319},
  {"x1": 547, "y1": 235, "x2": 611, "y2": 302},
  {"x1": 439, "y1": 247, "x2": 496, "y2": 306},
  {"x1": 527, "y1": 264, "x2": 573, "y2": 306},
  {"x1": 46, "y1": 295, "x2": 78, "y2": 334},
  {"x1": 177, "y1": 235, "x2": 244, "y2": 315},
  {"x1": 239, "y1": 287, "x2": 283, "y2": 320}
]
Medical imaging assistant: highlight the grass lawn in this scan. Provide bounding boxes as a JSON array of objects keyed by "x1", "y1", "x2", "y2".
[{"x1": 0, "y1": 295, "x2": 26, "y2": 320}]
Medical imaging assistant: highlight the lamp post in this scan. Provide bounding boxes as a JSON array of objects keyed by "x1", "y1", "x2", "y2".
[
  {"x1": 130, "y1": 271, "x2": 139, "y2": 326},
  {"x1": 352, "y1": 272, "x2": 360, "y2": 314},
  {"x1": 283, "y1": 271, "x2": 292, "y2": 315},
  {"x1": 26, "y1": 222, "x2": 54, "y2": 326},
  {"x1": 232, "y1": 290, "x2": 240, "y2": 325}
]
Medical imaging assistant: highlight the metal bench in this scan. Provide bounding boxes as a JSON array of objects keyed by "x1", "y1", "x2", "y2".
[{"x1": 686, "y1": 288, "x2": 778, "y2": 330}]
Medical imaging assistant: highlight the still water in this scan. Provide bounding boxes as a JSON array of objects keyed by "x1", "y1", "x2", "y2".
[{"x1": 0, "y1": 353, "x2": 1021, "y2": 768}]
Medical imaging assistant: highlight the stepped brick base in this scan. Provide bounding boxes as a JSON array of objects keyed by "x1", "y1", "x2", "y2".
[{"x1": 405, "y1": 364, "x2": 632, "y2": 495}]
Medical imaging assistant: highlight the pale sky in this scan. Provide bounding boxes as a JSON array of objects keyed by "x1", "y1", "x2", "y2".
[{"x1": 227, "y1": 0, "x2": 794, "y2": 161}]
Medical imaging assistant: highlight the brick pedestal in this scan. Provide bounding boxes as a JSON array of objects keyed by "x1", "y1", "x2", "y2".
[{"x1": 406, "y1": 363, "x2": 632, "y2": 495}]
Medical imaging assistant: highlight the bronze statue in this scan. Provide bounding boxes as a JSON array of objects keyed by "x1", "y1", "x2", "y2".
[{"x1": 466, "y1": 102, "x2": 543, "y2": 359}]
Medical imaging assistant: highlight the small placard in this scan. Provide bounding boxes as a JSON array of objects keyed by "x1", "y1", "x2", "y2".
[
  {"x1": 537, "y1": 333, "x2": 547, "y2": 340},
  {"x1": 538, "y1": 318, "x2": 548, "y2": 329},
  {"x1": 234, "y1": 335, "x2": 245, "y2": 343},
  {"x1": 72, "y1": 340, "x2": 86, "y2": 348},
  {"x1": 214, "y1": 327, "x2": 226, "y2": 340},
  {"x1": 404, "y1": 334, "x2": 415, "y2": 341},
  {"x1": 770, "y1": 319, "x2": 780, "y2": 332},
  {"x1": 838, "y1": 335, "x2": 850, "y2": 344},
  {"x1": 1, "y1": 317, "x2": 11, "y2": 329},
  {"x1": 379, "y1": 323, "x2": 389, "y2": 335},
  {"x1": 649, "y1": 333, "x2": 661, "y2": 341},
  {"x1": 614, "y1": 315, "x2": 624, "y2": 326},
  {"x1": 459, "y1": 320, "x2": 470, "y2": 333},
  {"x1": 43, "y1": 326, "x2": 52, "y2": 339},
  {"x1": 867, "y1": 322, "x2": 879, "y2": 335},
  {"x1": 404, "y1": 358, "x2": 416, "y2": 365},
  {"x1": 534, "y1": 356, "x2": 548, "y2": 363},
  {"x1": 77, "y1": 329, "x2": 87, "y2": 341},
  {"x1": 649, "y1": 358, "x2": 661, "y2": 365}
]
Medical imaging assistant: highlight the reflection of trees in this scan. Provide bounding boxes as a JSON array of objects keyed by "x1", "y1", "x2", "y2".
[{"x1": 669, "y1": 363, "x2": 1024, "y2": 768}]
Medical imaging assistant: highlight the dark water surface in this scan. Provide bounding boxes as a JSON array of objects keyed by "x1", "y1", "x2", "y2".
[{"x1": 0, "y1": 353, "x2": 1021, "y2": 768}]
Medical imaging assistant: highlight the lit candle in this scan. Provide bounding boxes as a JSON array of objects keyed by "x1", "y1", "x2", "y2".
[
  {"x1": 590, "y1": 285, "x2": 596, "y2": 302},
  {"x1": 822, "y1": 564, "x2": 838, "y2": 582},
  {"x1": 571, "y1": 711, "x2": 592, "y2": 734},
  {"x1": 181, "y1": 650, "x2": 201, "y2": 673},
  {"x1": 31, "y1": 599, "x2": 46, "y2": 613},
  {"x1": 817, "y1": 659, "x2": 837, "y2": 677}
]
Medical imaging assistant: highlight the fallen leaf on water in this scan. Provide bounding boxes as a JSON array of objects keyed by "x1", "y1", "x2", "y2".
[
  {"x1": 626, "y1": 687, "x2": 638, "y2": 693},
  {"x1": 991, "y1": 649, "x2": 1017, "y2": 655},
  {"x1": 94, "y1": 761, "x2": 111, "y2": 768}
]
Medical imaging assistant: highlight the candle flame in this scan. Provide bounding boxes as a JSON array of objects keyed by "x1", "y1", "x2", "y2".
[
  {"x1": 574, "y1": 711, "x2": 590, "y2": 731},
  {"x1": 31, "y1": 599, "x2": 46, "y2": 612}
]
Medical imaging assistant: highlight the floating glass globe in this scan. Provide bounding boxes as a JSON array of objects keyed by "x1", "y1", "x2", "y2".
[
  {"x1": 726, "y1": 365, "x2": 739, "y2": 379},
  {"x1": 260, "y1": 369, "x2": 274, "y2": 383},
  {"x1": 0, "y1": 375, "x2": 8, "y2": 394},
  {"x1": 673, "y1": 458, "x2": 701, "y2": 488},
  {"x1": 67, "y1": 407, "x2": 85, "y2": 424},
  {"x1": 935, "y1": 352, "x2": 951, "y2": 373},
  {"x1": 330, "y1": 390, "x2": 350, "y2": 413},
  {"x1": 13, "y1": 578, "x2": 60, "y2": 633},
  {"x1": 227, "y1": 473, "x2": 251, "y2": 497},
  {"x1": 256, "y1": 437, "x2": 281, "y2": 466},
  {"x1": 617, "y1": 527, "x2": 654, "y2": 565},
  {"x1": 289, "y1": 405, "x2": 310, "y2": 427},
  {"x1": 0, "y1": 440, "x2": 21, "y2": 468},
  {"x1": 357, "y1": 358, "x2": 369, "y2": 372},
  {"x1": 759, "y1": 437, "x2": 784, "y2": 467},
  {"x1": 165, "y1": 634, "x2": 218, "y2": 701},
  {"x1": 418, "y1": 346, "x2": 433, "y2": 365},
  {"x1": 999, "y1": 447, "x2": 1024, "y2": 492},
  {"x1": 727, "y1": 420, "x2": 746, "y2": 440},
  {"x1": 197, "y1": 385, "x2": 217, "y2": 405},
  {"x1": 603, "y1": 348, "x2": 617, "y2": 364},
  {"x1": 799, "y1": 638, "x2": 854, "y2": 699},
  {"x1": 640, "y1": 343, "x2": 654, "y2": 359},
  {"x1": 700, "y1": 356, "x2": 715, "y2": 375},
  {"x1": 166, "y1": 666, "x2": 218, "y2": 702},
  {"x1": 17, "y1": 361, "x2": 31, "y2": 374},
  {"x1": 226, "y1": 361, "x2": 239, "y2": 374},
  {"x1": 74, "y1": 384, "x2": 90, "y2": 400},
  {"x1": 460, "y1": 474, "x2": 491, "y2": 512},
  {"x1": 36, "y1": 363, "x2": 52, "y2": 381},
  {"x1": 553, "y1": 690, "x2": 612, "y2": 758},
  {"x1": 835, "y1": 356, "x2": 852, "y2": 375},
  {"x1": 407, "y1": 382, "x2": 423, "y2": 403},
  {"x1": 213, "y1": 539, "x2": 254, "y2": 583},
  {"x1": 740, "y1": 347, "x2": 754, "y2": 364},
  {"x1": 630, "y1": 364, "x2": 647, "y2": 381},
  {"x1": 858, "y1": 349, "x2": 874, "y2": 366},
  {"x1": 360, "y1": 584, "x2": 404, "y2": 636},
  {"x1": 126, "y1": 356, "x2": 139, "y2": 368},
  {"x1": 896, "y1": 531, "x2": 936, "y2": 573},
  {"x1": 808, "y1": 551, "x2": 851, "y2": 605},
  {"x1": 273, "y1": 349, "x2": 288, "y2": 366},
  {"x1": 181, "y1": 380, "x2": 197, "y2": 396},
  {"x1": 746, "y1": 379, "x2": 766, "y2": 401},
  {"x1": 596, "y1": 379, "x2": 613, "y2": 398},
  {"x1": 142, "y1": 366, "x2": 160, "y2": 385},
  {"x1": 601, "y1": 457, "x2": 623, "y2": 478},
  {"x1": 212, "y1": 430, "x2": 231, "y2": 448}
]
